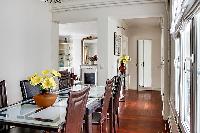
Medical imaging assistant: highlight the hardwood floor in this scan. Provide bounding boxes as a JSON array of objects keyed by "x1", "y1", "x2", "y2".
[
  {"x1": 94, "y1": 90, "x2": 170, "y2": 133},
  {"x1": 117, "y1": 90, "x2": 169, "y2": 133}
]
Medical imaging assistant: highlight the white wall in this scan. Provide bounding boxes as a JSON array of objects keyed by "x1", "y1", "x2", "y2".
[
  {"x1": 97, "y1": 17, "x2": 109, "y2": 85},
  {"x1": 96, "y1": 17, "x2": 127, "y2": 85},
  {"x1": 71, "y1": 36, "x2": 82, "y2": 75},
  {"x1": 51, "y1": 22, "x2": 59, "y2": 70},
  {"x1": 108, "y1": 18, "x2": 123, "y2": 79},
  {"x1": 128, "y1": 25, "x2": 161, "y2": 90},
  {"x1": 0, "y1": 0, "x2": 55, "y2": 104}
]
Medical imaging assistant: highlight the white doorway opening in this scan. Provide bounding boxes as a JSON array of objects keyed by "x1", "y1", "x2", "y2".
[{"x1": 137, "y1": 40, "x2": 152, "y2": 90}]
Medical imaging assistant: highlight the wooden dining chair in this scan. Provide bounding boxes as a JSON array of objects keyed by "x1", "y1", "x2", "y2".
[
  {"x1": 0, "y1": 80, "x2": 9, "y2": 132},
  {"x1": 20, "y1": 80, "x2": 40, "y2": 100},
  {"x1": 64, "y1": 86, "x2": 90, "y2": 133},
  {"x1": 92, "y1": 80, "x2": 113, "y2": 133},
  {"x1": 58, "y1": 70, "x2": 72, "y2": 90}
]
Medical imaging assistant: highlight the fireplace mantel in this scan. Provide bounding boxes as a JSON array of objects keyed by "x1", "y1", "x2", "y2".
[{"x1": 80, "y1": 65, "x2": 98, "y2": 85}]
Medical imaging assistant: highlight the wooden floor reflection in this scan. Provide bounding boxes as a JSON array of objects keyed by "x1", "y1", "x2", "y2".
[{"x1": 93, "y1": 90, "x2": 170, "y2": 133}]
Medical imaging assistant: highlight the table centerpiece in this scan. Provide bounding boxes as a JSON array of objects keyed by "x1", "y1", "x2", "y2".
[{"x1": 28, "y1": 69, "x2": 61, "y2": 107}]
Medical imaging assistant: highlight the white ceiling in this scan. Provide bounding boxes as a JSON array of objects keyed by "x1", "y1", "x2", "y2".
[
  {"x1": 124, "y1": 17, "x2": 161, "y2": 27},
  {"x1": 51, "y1": 0, "x2": 165, "y2": 12},
  {"x1": 59, "y1": 21, "x2": 97, "y2": 37}
]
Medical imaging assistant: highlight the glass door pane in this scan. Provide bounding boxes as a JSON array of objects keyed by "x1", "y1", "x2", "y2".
[
  {"x1": 197, "y1": 12, "x2": 200, "y2": 133},
  {"x1": 175, "y1": 38, "x2": 180, "y2": 113},
  {"x1": 180, "y1": 22, "x2": 191, "y2": 132},
  {"x1": 184, "y1": 23, "x2": 191, "y2": 131}
]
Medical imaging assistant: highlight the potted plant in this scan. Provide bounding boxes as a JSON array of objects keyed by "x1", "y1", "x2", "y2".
[
  {"x1": 28, "y1": 69, "x2": 61, "y2": 107},
  {"x1": 119, "y1": 55, "x2": 130, "y2": 74}
]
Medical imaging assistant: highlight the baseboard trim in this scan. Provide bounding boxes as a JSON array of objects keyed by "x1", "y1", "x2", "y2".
[{"x1": 137, "y1": 87, "x2": 161, "y2": 91}]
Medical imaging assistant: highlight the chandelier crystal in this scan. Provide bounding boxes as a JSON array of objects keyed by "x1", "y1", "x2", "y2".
[{"x1": 44, "y1": 0, "x2": 62, "y2": 3}]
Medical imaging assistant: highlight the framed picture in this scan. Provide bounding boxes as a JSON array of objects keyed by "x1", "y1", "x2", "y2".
[{"x1": 114, "y1": 32, "x2": 122, "y2": 56}]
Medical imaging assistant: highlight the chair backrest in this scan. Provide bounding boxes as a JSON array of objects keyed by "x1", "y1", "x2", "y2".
[
  {"x1": 20, "y1": 80, "x2": 40, "y2": 100},
  {"x1": 113, "y1": 76, "x2": 122, "y2": 112},
  {"x1": 58, "y1": 70, "x2": 72, "y2": 89},
  {"x1": 65, "y1": 87, "x2": 90, "y2": 133},
  {"x1": 0, "y1": 80, "x2": 9, "y2": 131},
  {"x1": 101, "y1": 80, "x2": 113, "y2": 121},
  {"x1": 0, "y1": 80, "x2": 8, "y2": 108}
]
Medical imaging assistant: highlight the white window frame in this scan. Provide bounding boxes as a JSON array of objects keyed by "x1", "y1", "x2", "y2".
[
  {"x1": 196, "y1": 11, "x2": 200, "y2": 133},
  {"x1": 180, "y1": 22, "x2": 191, "y2": 133},
  {"x1": 174, "y1": 38, "x2": 180, "y2": 114}
]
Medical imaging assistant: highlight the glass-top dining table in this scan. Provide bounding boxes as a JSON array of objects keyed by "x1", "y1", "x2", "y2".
[{"x1": 0, "y1": 85, "x2": 106, "y2": 133}]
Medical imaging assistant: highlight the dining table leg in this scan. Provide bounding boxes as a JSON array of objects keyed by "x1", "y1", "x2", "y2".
[{"x1": 85, "y1": 109, "x2": 93, "y2": 133}]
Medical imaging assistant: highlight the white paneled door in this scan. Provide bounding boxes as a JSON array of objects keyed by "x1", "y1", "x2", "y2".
[
  {"x1": 138, "y1": 40, "x2": 144, "y2": 87},
  {"x1": 143, "y1": 40, "x2": 152, "y2": 87},
  {"x1": 137, "y1": 40, "x2": 152, "y2": 90}
]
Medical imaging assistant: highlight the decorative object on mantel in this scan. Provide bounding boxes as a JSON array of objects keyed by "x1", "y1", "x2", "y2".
[
  {"x1": 119, "y1": 55, "x2": 130, "y2": 74},
  {"x1": 88, "y1": 55, "x2": 98, "y2": 65},
  {"x1": 44, "y1": 0, "x2": 61, "y2": 3},
  {"x1": 114, "y1": 32, "x2": 122, "y2": 56},
  {"x1": 28, "y1": 70, "x2": 61, "y2": 107}
]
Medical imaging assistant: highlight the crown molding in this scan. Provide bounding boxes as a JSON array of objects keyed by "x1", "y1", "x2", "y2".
[{"x1": 51, "y1": 0, "x2": 165, "y2": 13}]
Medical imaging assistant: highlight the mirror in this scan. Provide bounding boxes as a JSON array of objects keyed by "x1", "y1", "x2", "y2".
[{"x1": 81, "y1": 36, "x2": 98, "y2": 65}]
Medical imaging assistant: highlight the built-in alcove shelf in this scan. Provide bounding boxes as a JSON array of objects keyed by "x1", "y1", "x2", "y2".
[{"x1": 59, "y1": 40, "x2": 73, "y2": 68}]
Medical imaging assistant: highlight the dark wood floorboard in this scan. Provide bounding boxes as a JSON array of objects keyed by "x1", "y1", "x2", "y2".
[
  {"x1": 93, "y1": 90, "x2": 169, "y2": 133},
  {"x1": 116, "y1": 90, "x2": 169, "y2": 133}
]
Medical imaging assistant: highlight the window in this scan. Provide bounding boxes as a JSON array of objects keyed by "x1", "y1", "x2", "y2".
[
  {"x1": 171, "y1": 1, "x2": 200, "y2": 132},
  {"x1": 196, "y1": 12, "x2": 200, "y2": 133},
  {"x1": 175, "y1": 38, "x2": 180, "y2": 113},
  {"x1": 180, "y1": 22, "x2": 191, "y2": 132}
]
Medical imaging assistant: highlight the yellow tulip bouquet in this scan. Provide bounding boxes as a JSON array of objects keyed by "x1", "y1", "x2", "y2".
[
  {"x1": 119, "y1": 55, "x2": 131, "y2": 64},
  {"x1": 28, "y1": 70, "x2": 61, "y2": 93}
]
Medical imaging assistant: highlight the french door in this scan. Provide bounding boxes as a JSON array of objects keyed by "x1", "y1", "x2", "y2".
[
  {"x1": 180, "y1": 23, "x2": 191, "y2": 131},
  {"x1": 137, "y1": 40, "x2": 152, "y2": 90},
  {"x1": 196, "y1": 12, "x2": 200, "y2": 133}
]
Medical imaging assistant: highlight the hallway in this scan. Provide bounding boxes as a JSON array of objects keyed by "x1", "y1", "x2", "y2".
[{"x1": 117, "y1": 90, "x2": 169, "y2": 133}]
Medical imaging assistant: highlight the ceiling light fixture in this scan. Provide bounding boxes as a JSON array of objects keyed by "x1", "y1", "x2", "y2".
[
  {"x1": 117, "y1": 26, "x2": 126, "y2": 30},
  {"x1": 44, "y1": 0, "x2": 62, "y2": 3}
]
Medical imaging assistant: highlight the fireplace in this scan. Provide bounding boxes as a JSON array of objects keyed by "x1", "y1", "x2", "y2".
[
  {"x1": 84, "y1": 73, "x2": 95, "y2": 84},
  {"x1": 81, "y1": 65, "x2": 97, "y2": 85}
]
